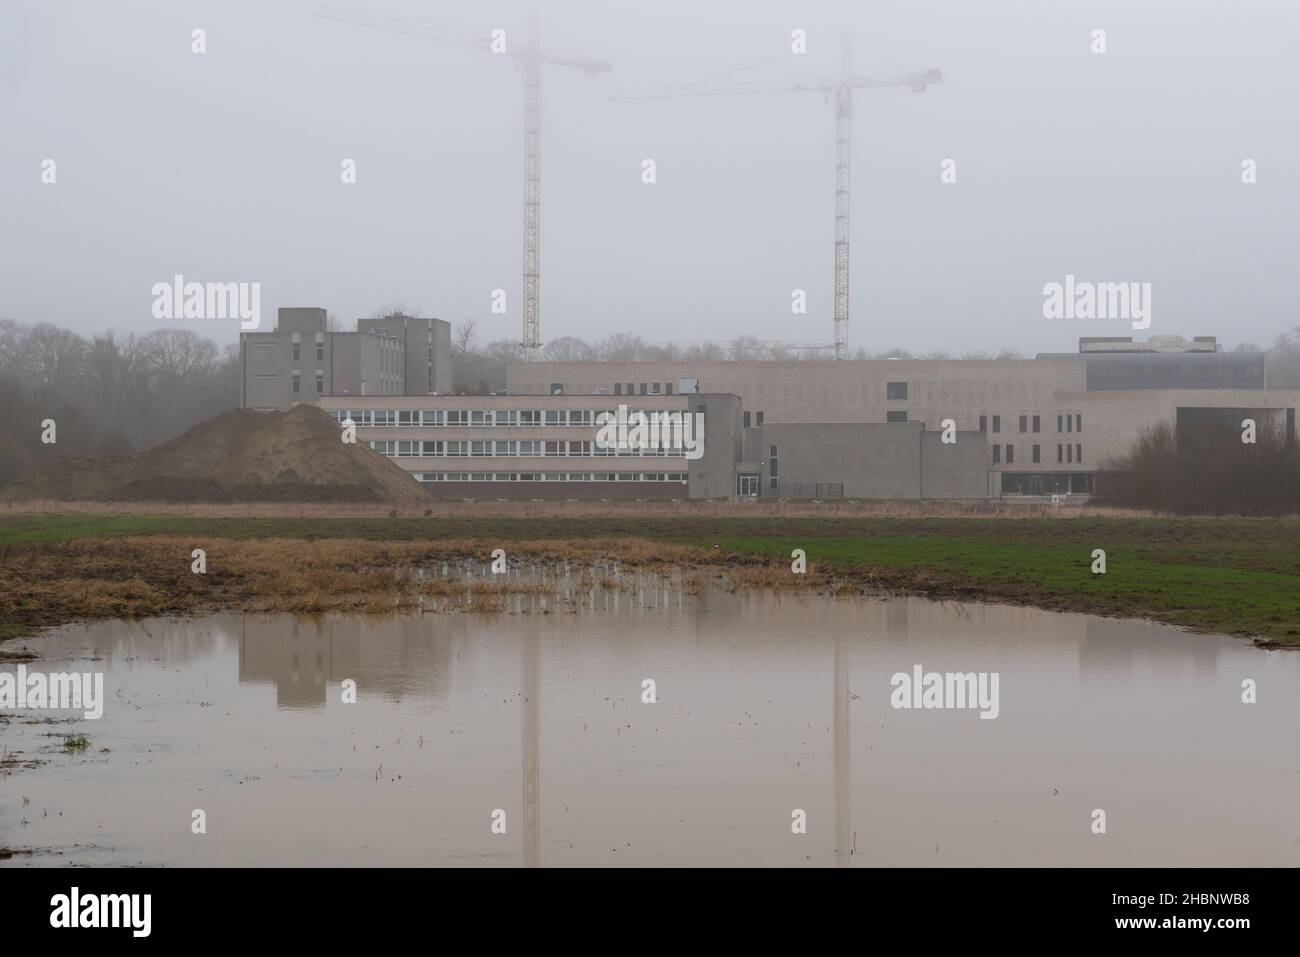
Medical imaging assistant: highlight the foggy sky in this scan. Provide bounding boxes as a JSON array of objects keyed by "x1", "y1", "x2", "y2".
[{"x1": 2, "y1": 0, "x2": 1297, "y2": 354}]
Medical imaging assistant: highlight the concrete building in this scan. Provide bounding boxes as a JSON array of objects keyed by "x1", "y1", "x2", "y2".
[
  {"x1": 260, "y1": 320, "x2": 1295, "y2": 501},
  {"x1": 506, "y1": 336, "x2": 1300, "y2": 497},
  {"x1": 318, "y1": 392, "x2": 987, "y2": 500},
  {"x1": 240, "y1": 307, "x2": 452, "y2": 411}
]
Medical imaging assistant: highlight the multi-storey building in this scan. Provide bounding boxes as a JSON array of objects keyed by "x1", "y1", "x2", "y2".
[
  {"x1": 506, "y1": 336, "x2": 1299, "y2": 496},
  {"x1": 240, "y1": 307, "x2": 451, "y2": 411}
]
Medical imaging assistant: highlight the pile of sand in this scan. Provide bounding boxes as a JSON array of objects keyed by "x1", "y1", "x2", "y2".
[{"x1": 2, "y1": 405, "x2": 430, "y2": 506}]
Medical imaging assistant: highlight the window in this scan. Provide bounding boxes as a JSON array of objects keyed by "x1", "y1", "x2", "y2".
[
  {"x1": 979, "y1": 415, "x2": 987, "y2": 432},
  {"x1": 1057, "y1": 444, "x2": 1063, "y2": 463},
  {"x1": 446, "y1": 410, "x2": 467, "y2": 426},
  {"x1": 421, "y1": 410, "x2": 443, "y2": 426},
  {"x1": 1032, "y1": 444, "x2": 1040, "y2": 463},
  {"x1": 639, "y1": 383, "x2": 648, "y2": 395},
  {"x1": 887, "y1": 382, "x2": 908, "y2": 400},
  {"x1": 1032, "y1": 415, "x2": 1040, "y2": 433},
  {"x1": 744, "y1": 411, "x2": 751, "y2": 429},
  {"x1": 614, "y1": 383, "x2": 622, "y2": 395},
  {"x1": 768, "y1": 444, "x2": 778, "y2": 484},
  {"x1": 887, "y1": 411, "x2": 908, "y2": 423},
  {"x1": 315, "y1": 372, "x2": 324, "y2": 395},
  {"x1": 316, "y1": 344, "x2": 325, "y2": 361},
  {"x1": 1076, "y1": 443, "x2": 1082, "y2": 463},
  {"x1": 545, "y1": 410, "x2": 564, "y2": 426},
  {"x1": 992, "y1": 445, "x2": 1001, "y2": 464},
  {"x1": 665, "y1": 382, "x2": 674, "y2": 395},
  {"x1": 1006, "y1": 444, "x2": 1014, "y2": 464},
  {"x1": 1057, "y1": 415, "x2": 1063, "y2": 433},
  {"x1": 650, "y1": 383, "x2": 661, "y2": 395},
  {"x1": 626, "y1": 383, "x2": 634, "y2": 396},
  {"x1": 1019, "y1": 415, "x2": 1027, "y2": 433},
  {"x1": 1066, "y1": 415, "x2": 1073, "y2": 433},
  {"x1": 992, "y1": 415, "x2": 1001, "y2": 434},
  {"x1": 1075, "y1": 414, "x2": 1082, "y2": 433},
  {"x1": 550, "y1": 382, "x2": 563, "y2": 396},
  {"x1": 292, "y1": 343, "x2": 300, "y2": 361},
  {"x1": 755, "y1": 411, "x2": 764, "y2": 427},
  {"x1": 471, "y1": 411, "x2": 490, "y2": 426},
  {"x1": 1067, "y1": 444, "x2": 1073, "y2": 463},
  {"x1": 520, "y1": 410, "x2": 539, "y2": 427},
  {"x1": 291, "y1": 373, "x2": 300, "y2": 395}
]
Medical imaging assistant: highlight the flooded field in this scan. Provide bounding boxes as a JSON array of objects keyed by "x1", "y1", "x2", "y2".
[{"x1": 3, "y1": 582, "x2": 1298, "y2": 867}]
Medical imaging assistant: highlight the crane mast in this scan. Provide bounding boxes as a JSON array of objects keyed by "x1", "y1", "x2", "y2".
[
  {"x1": 315, "y1": 6, "x2": 609, "y2": 356},
  {"x1": 522, "y1": 13, "x2": 542, "y2": 354},
  {"x1": 614, "y1": 35, "x2": 940, "y2": 359},
  {"x1": 833, "y1": 36, "x2": 853, "y2": 359}
]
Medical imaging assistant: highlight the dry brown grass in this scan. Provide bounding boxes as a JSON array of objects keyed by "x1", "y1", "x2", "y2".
[
  {"x1": 0, "y1": 497, "x2": 1157, "y2": 520},
  {"x1": 0, "y1": 535, "x2": 742, "y2": 639}
]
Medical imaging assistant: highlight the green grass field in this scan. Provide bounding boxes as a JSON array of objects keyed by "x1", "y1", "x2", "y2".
[{"x1": 2, "y1": 511, "x2": 1297, "y2": 645}]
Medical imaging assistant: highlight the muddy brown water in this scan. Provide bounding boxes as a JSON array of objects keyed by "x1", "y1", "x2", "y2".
[{"x1": 2, "y1": 585, "x2": 1297, "y2": 867}]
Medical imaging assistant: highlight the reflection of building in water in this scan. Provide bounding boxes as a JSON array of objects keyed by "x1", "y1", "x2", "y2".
[
  {"x1": 1079, "y1": 616, "x2": 1218, "y2": 686},
  {"x1": 237, "y1": 615, "x2": 453, "y2": 709}
]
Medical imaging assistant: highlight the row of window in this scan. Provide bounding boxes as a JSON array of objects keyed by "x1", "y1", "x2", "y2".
[
  {"x1": 331, "y1": 409, "x2": 682, "y2": 428},
  {"x1": 991, "y1": 443, "x2": 1084, "y2": 465},
  {"x1": 742, "y1": 410, "x2": 766, "y2": 428},
  {"x1": 979, "y1": 414, "x2": 1083, "y2": 434},
  {"x1": 370, "y1": 440, "x2": 688, "y2": 458},
  {"x1": 413, "y1": 472, "x2": 689, "y2": 483},
  {"x1": 292, "y1": 372, "x2": 324, "y2": 395},
  {"x1": 612, "y1": 382, "x2": 675, "y2": 396},
  {"x1": 291, "y1": 343, "x2": 326, "y2": 362}
]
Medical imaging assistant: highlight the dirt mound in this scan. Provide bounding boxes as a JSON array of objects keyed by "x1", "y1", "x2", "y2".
[{"x1": 2, "y1": 405, "x2": 429, "y2": 506}]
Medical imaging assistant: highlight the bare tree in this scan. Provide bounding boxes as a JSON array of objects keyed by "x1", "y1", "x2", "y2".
[
  {"x1": 370, "y1": 302, "x2": 417, "y2": 320},
  {"x1": 597, "y1": 332, "x2": 649, "y2": 360},
  {"x1": 452, "y1": 319, "x2": 478, "y2": 359},
  {"x1": 542, "y1": 336, "x2": 594, "y2": 361}
]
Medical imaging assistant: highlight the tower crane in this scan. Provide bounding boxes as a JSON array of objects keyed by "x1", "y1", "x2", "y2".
[
  {"x1": 613, "y1": 35, "x2": 940, "y2": 359},
  {"x1": 315, "y1": 6, "x2": 611, "y2": 355}
]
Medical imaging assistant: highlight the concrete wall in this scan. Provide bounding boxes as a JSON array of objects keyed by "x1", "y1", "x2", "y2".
[
  {"x1": 431, "y1": 319, "x2": 452, "y2": 394},
  {"x1": 333, "y1": 334, "x2": 362, "y2": 398},
  {"x1": 688, "y1": 394, "x2": 743, "y2": 498},
  {"x1": 356, "y1": 316, "x2": 451, "y2": 395},
  {"x1": 753, "y1": 423, "x2": 922, "y2": 499},
  {"x1": 276, "y1": 307, "x2": 327, "y2": 334},
  {"x1": 920, "y1": 430, "x2": 988, "y2": 499}
]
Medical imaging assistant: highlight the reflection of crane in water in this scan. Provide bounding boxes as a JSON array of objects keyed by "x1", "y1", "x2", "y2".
[
  {"x1": 522, "y1": 629, "x2": 540, "y2": 867},
  {"x1": 834, "y1": 629, "x2": 851, "y2": 865}
]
